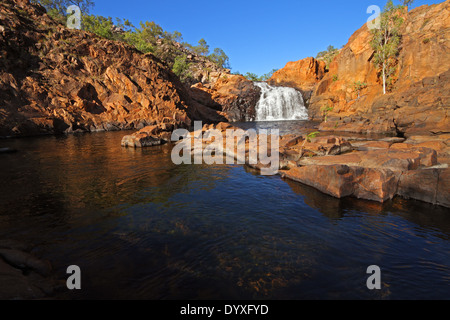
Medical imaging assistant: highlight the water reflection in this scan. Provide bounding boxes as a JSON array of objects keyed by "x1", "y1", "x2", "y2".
[
  {"x1": 284, "y1": 178, "x2": 450, "y2": 237},
  {"x1": 0, "y1": 131, "x2": 449, "y2": 300}
]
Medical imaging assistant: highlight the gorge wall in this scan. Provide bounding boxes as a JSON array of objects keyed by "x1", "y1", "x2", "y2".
[
  {"x1": 269, "y1": 0, "x2": 450, "y2": 137},
  {"x1": 0, "y1": 0, "x2": 230, "y2": 138}
]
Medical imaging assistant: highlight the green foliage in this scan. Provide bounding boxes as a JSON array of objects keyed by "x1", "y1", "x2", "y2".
[
  {"x1": 82, "y1": 15, "x2": 115, "y2": 40},
  {"x1": 260, "y1": 69, "x2": 278, "y2": 81},
  {"x1": 32, "y1": 0, "x2": 232, "y2": 81},
  {"x1": 188, "y1": 38, "x2": 209, "y2": 56},
  {"x1": 208, "y1": 48, "x2": 230, "y2": 69},
  {"x1": 244, "y1": 72, "x2": 261, "y2": 82},
  {"x1": 32, "y1": 0, "x2": 93, "y2": 23},
  {"x1": 321, "y1": 105, "x2": 334, "y2": 123},
  {"x1": 306, "y1": 131, "x2": 320, "y2": 143},
  {"x1": 316, "y1": 45, "x2": 340, "y2": 70},
  {"x1": 172, "y1": 55, "x2": 193, "y2": 83},
  {"x1": 123, "y1": 21, "x2": 164, "y2": 54},
  {"x1": 184, "y1": 39, "x2": 229, "y2": 69},
  {"x1": 243, "y1": 69, "x2": 278, "y2": 82},
  {"x1": 401, "y1": 0, "x2": 414, "y2": 8},
  {"x1": 353, "y1": 81, "x2": 368, "y2": 98},
  {"x1": 370, "y1": 0, "x2": 404, "y2": 94},
  {"x1": 332, "y1": 74, "x2": 339, "y2": 82}
]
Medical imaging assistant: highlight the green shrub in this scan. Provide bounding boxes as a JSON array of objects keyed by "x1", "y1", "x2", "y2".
[
  {"x1": 353, "y1": 81, "x2": 368, "y2": 99},
  {"x1": 172, "y1": 55, "x2": 193, "y2": 83}
]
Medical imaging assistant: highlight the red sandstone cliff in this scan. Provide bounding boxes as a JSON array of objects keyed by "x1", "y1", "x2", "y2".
[
  {"x1": 270, "y1": 1, "x2": 450, "y2": 137},
  {"x1": 0, "y1": 0, "x2": 227, "y2": 137},
  {"x1": 190, "y1": 74, "x2": 261, "y2": 122},
  {"x1": 268, "y1": 57, "x2": 327, "y2": 105}
]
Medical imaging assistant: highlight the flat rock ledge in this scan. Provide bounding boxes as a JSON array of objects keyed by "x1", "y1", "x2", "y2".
[
  {"x1": 279, "y1": 134, "x2": 450, "y2": 208},
  {"x1": 123, "y1": 122, "x2": 449, "y2": 207},
  {"x1": 121, "y1": 121, "x2": 184, "y2": 148}
]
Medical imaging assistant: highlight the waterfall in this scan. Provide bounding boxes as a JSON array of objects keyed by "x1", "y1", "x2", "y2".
[{"x1": 254, "y1": 82, "x2": 308, "y2": 121}]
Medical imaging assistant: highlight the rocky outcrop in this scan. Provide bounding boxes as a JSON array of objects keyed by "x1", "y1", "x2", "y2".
[
  {"x1": 155, "y1": 39, "x2": 231, "y2": 87},
  {"x1": 397, "y1": 168, "x2": 449, "y2": 207},
  {"x1": 267, "y1": 2, "x2": 449, "y2": 137},
  {"x1": 185, "y1": 123, "x2": 449, "y2": 207},
  {"x1": 282, "y1": 165, "x2": 402, "y2": 203},
  {"x1": 121, "y1": 121, "x2": 177, "y2": 148},
  {"x1": 190, "y1": 74, "x2": 261, "y2": 122},
  {"x1": 268, "y1": 57, "x2": 327, "y2": 105},
  {"x1": 0, "y1": 0, "x2": 226, "y2": 138},
  {"x1": 272, "y1": 2, "x2": 450, "y2": 204},
  {"x1": 279, "y1": 131, "x2": 449, "y2": 207},
  {"x1": 311, "y1": 1, "x2": 450, "y2": 136}
]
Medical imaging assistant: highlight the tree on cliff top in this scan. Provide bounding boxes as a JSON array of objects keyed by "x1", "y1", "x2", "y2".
[
  {"x1": 316, "y1": 45, "x2": 340, "y2": 70},
  {"x1": 401, "y1": 0, "x2": 414, "y2": 9},
  {"x1": 370, "y1": 0, "x2": 404, "y2": 94},
  {"x1": 33, "y1": 0, "x2": 231, "y2": 80},
  {"x1": 208, "y1": 48, "x2": 231, "y2": 69},
  {"x1": 192, "y1": 39, "x2": 210, "y2": 56},
  {"x1": 243, "y1": 69, "x2": 278, "y2": 82}
]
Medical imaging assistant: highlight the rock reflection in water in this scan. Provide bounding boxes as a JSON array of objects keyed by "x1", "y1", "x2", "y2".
[{"x1": 0, "y1": 131, "x2": 449, "y2": 300}]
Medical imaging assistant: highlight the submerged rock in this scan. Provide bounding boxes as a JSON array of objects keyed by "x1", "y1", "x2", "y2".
[
  {"x1": 0, "y1": 240, "x2": 60, "y2": 300},
  {"x1": 121, "y1": 134, "x2": 166, "y2": 148},
  {"x1": 0, "y1": 249, "x2": 52, "y2": 277}
]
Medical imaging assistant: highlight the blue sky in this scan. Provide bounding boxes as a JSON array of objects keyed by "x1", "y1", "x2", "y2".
[{"x1": 90, "y1": 0, "x2": 443, "y2": 75}]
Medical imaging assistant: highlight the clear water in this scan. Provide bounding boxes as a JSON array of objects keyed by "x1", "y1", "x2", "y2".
[{"x1": 0, "y1": 129, "x2": 449, "y2": 300}]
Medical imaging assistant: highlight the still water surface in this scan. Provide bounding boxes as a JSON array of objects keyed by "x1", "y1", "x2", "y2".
[{"x1": 0, "y1": 127, "x2": 449, "y2": 300}]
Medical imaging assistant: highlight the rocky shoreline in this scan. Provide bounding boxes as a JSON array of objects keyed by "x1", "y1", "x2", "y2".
[
  {"x1": 280, "y1": 133, "x2": 449, "y2": 208},
  {"x1": 123, "y1": 122, "x2": 448, "y2": 208}
]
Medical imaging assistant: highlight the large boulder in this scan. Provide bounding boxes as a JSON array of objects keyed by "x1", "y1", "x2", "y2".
[
  {"x1": 282, "y1": 165, "x2": 401, "y2": 202},
  {"x1": 278, "y1": 130, "x2": 450, "y2": 206},
  {"x1": 121, "y1": 120, "x2": 186, "y2": 148}
]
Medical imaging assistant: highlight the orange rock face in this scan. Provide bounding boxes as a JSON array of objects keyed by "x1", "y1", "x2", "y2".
[
  {"x1": 312, "y1": 1, "x2": 450, "y2": 136},
  {"x1": 268, "y1": 2, "x2": 449, "y2": 137},
  {"x1": 0, "y1": 0, "x2": 226, "y2": 137},
  {"x1": 190, "y1": 74, "x2": 261, "y2": 122},
  {"x1": 268, "y1": 57, "x2": 327, "y2": 104},
  {"x1": 281, "y1": 147, "x2": 448, "y2": 206},
  {"x1": 268, "y1": 57, "x2": 327, "y2": 91},
  {"x1": 277, "y1": 130, "x2": 449, "y2": 206},
  {"x1": 282, "y1": 165, "x2": 401, "y2": 202}
]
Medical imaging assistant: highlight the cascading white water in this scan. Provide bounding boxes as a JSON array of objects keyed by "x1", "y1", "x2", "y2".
[{"x1": 254, "y1": 82, "x2": 308, "y2": 121}]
